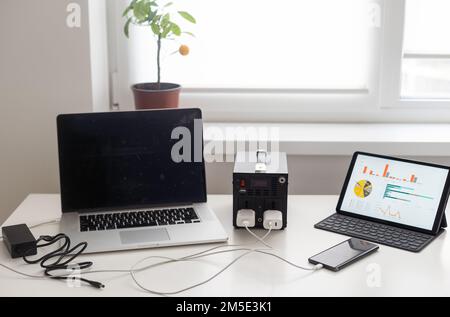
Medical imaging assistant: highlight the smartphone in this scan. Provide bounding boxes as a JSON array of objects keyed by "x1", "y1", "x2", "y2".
[{"x1": 309, "y1": 238, "x2": 379, "y2": 271}]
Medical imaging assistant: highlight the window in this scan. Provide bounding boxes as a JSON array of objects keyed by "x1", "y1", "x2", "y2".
[
  {"x1": 380, "y1": 0, "x2": 450, "y2": 112},
  {"x1": 401, "y1": 0, "x2": 450, "y2": 99},
  {"x1": 108, "y1": 0, "x2": 450, "y2": 121},
  {"x1": 127, "y1": 0, "x2": 371, "y2": 90}
]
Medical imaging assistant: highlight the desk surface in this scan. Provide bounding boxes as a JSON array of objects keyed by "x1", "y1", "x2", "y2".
[{"x1": 1, "y1": 194, "x2": 449, "y2": 297}]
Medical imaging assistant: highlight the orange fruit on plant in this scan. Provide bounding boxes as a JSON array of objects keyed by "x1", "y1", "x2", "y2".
[{"x1": 179, "y1": 45, "x2": 190, "y2": 56}]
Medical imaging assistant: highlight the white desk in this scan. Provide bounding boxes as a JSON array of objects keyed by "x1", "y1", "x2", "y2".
[{"x1": 1, "y1": 194, "x2": 449, "y2": 297}]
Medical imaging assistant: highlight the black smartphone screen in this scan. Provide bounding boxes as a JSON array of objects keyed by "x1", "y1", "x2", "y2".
[{"x1": 309, "y1": 238, "x2": 379, "y2": 271}]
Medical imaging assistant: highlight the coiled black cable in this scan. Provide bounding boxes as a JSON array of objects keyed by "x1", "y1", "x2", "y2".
[{"x1": 23, "y1": 233, "x2": 104, "y2": 289}]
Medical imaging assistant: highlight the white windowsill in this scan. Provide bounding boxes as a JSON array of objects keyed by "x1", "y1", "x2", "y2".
[{"x1": 203, "y1": 123, "x2": 450, "y2": 156}]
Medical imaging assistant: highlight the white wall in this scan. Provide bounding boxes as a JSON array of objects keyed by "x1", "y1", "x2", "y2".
[{"x1": 0, "y1": 0, "x2": 94, "y2": 223}]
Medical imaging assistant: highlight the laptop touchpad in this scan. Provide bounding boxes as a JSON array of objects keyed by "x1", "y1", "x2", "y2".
[{"x1": 119, "y1": 228, "x2": 170, "y2": 245}]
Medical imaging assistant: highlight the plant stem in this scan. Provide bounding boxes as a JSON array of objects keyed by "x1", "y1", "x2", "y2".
[{"x1": 157, "y1": 34, "x2": 161, "y2": 90}]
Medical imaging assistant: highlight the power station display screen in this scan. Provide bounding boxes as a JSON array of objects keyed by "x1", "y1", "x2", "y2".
[
  {"x1": 250, "y1": 179, "x2": 269, "y2": 188},
  {"x1": 341, "y1": 154, "x2": 449, "y2": 230}
]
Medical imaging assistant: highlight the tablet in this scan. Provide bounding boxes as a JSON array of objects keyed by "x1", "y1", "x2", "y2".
[{"x1": 337, "y1": 152, "x2": 450, "y2": 235}]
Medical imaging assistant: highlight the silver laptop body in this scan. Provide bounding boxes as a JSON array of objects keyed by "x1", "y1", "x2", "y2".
[{"x1": 60, "y1": 202, "x2": 228, "y2": 254}]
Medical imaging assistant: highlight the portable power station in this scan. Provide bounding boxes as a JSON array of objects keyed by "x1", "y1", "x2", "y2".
[{"x1": 233, "y1": 151, "x2": 288, "y2": 229}]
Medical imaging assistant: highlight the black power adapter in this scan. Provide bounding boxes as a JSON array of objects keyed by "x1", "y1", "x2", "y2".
[
  {"x1": 1, "y1": 225, "x2": 105, "y2": 289},
  {"x1": 2, "y1": 224, "x2": 37, "y2": 258}
]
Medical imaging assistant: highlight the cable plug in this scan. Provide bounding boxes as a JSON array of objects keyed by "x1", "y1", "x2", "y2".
[
  {"x1": 85, "y1": 279, "x2": 105, "y2": 289},
  {"x1": 236, "y1": 209, "x2": 256, "y2": 228},
  {"x1": 263, "y1": 210, "x2": 283, "y2": 230},
  {"x1": 314, "y1": 264, "x2": 323, "y2": 271}
]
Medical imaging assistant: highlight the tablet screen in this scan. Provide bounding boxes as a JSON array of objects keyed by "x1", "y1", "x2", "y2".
[{"x1": 340, "y1": 154, "x2": 449, "y2": 230}]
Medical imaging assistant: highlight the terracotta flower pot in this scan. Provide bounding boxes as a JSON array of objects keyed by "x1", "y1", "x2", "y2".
[{"x1": 132, "y1": 83, "x2": 181, "y2": 110}]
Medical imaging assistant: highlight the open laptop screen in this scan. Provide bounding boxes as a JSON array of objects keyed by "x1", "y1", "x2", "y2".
[
  {"x1": 57, "y1": 109, "x2": 206, "y2": 213},
  {"x1": 339, "y1": 153, "x2": 449, "y2": 231}
]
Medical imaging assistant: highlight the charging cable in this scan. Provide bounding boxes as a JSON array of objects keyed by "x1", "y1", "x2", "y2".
[
  {"x1": 128, "y1": 222, "x2": 322, "y2": 295},
  {"x1": 83, "y1": 210, "x2": 322, "y2": 295},
  {"x1": 0, "y1": 232, "x2": 104, "y2": 289},
  {"x1": 79, "y1": 221, "x2": 322, "y2": 295},
  {"x1": 0, "y1": 216, "x2": 323, "y2": 294},
  {"x1": 23, "y1": 234, "x2": 104, "y2": 289},
  {"x1": 0, "y1": 219, "x2": 105, "y2": 289},
  {"x1": 28, "y1": 218, "x2": 61, "y2": 230},
  {"x1": 243, "y1": 220, "x2": 272, "y2": 248}
]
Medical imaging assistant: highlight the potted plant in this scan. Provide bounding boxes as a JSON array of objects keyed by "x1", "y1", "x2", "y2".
[{"x1": 123, "y1": 0, "x2": 196, "y2": 109}]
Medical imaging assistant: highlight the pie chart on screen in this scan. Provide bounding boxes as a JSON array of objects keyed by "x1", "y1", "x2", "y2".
[{"x1": 354, "y1": 180, "x2": 372, "y2": 198}]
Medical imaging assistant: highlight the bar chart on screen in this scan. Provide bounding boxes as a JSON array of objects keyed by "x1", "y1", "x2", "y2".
[
  {"x1": 362, "y1": 164, "x2": 419, "y2": 183},
  {"x1": 383, "y1": 184, "x2": 434, "y2": 203}
]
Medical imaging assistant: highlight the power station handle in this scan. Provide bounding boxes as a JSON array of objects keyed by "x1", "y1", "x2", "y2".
[
  {"x1": 255, "y1": 150, "x2": 268, "y2": 173},
  {"x1": 256, "y1": 150, "x2": 268, "y2": 164}
]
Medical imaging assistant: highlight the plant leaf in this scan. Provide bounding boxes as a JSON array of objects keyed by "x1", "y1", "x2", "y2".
[
  {"x1": 164, "y1": 2, "x2": 173, "y2": 7},
  {"x1": 161, "y1": 13, "x2": 170, "y2": 27},
  {"x1": 124, "y1": 17, "x2": 132, "y2": 38},
  {"x1": 171, "y1": 22, "x2": 181, "y2": 36},
  {"x1": 178, "y1": 11, "x2": 196, "y2": 24},
  {"x1": 162, "y1": 24, "x2": 172, "y2": 38},
  {"x1": 151, "y1": 22, "x2": 161, "y2": 35},
  {"x1": 134, "y1": 0, "x2": 150, "y2": 22}
]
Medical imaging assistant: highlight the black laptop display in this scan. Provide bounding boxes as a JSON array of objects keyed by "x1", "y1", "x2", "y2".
[
  {"x1": 316, "y1": 152, "x2": 450, "y2": 252},
  {"x1": 57, "y1": 109, "x2": 206, "y2": 213}
]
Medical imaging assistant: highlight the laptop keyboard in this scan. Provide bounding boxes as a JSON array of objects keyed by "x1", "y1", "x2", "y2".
[
  {"x1": 315, "y1": 214, "x2": 434, "y2": 252},
  {"x1": 80, "y1": 208, "x2": 200, "y2": 232}
]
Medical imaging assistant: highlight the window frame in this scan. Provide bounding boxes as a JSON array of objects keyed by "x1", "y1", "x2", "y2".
[
  {"x1": 379, "y1": 0, "x2": 450, "y2": 110},
  {"x1": 107, "y1": 0, "x2": 450, "y2": 122}
]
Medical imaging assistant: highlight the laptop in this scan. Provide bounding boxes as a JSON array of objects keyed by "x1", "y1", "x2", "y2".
[
  {"x1": 57, "y1": 109, "x2": 228, "y2": 253},
  {"x1": 315, "y1": 152, "x2": 450, "y2": 252}
]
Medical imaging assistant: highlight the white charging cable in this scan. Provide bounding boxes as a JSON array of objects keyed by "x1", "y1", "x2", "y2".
[
  {"x1": 74, "y1": 210, "x2": 322, "y2": 295},
  {"x1": 0, "y1": 216, "x2": 322, "y2": 294},
  {"x1": 126, "y1": 224, "x2": 323, "y2": 295},
  {"x1": 243, "y1": 220, "x2": 273, "y2": 248},
  {"x1": 122, "y1": 216, "x2": 321, "y2": 295},
  {"x1": 76, "y1": 225, "x2": 321, "y2": 295}
]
